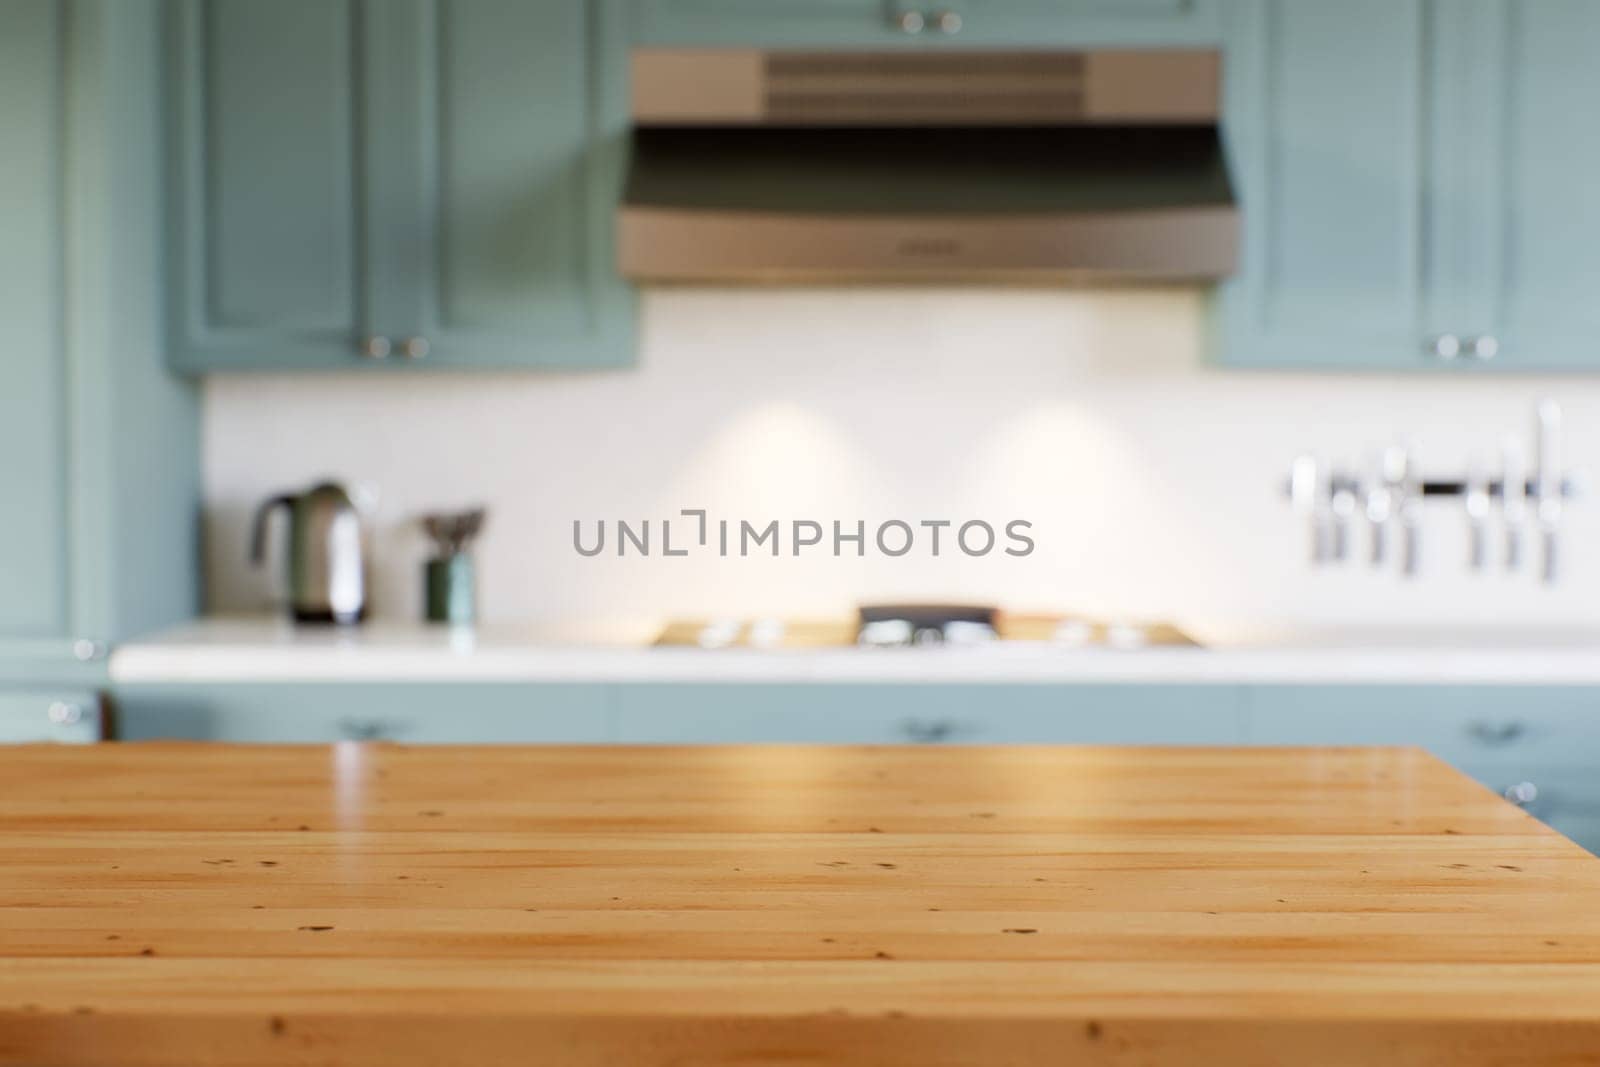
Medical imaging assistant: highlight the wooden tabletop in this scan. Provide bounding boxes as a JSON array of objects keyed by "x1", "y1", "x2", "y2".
[{"x1": 4, "y1": 743, "x2": 1600, "y2": 1066}]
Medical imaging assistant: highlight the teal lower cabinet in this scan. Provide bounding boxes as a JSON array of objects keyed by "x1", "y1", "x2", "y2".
[
  {"x1": 1242, "y1": 686, "x2": 1600, "y2": 853},
  {"x1": 113, "y1": 685, "x2": 614, "y2": 744},
  {"x1": 110, "y1": 682, "x2": 1248, "y2": 745},
  {"x1": 99, "y1": 680, "x2": 1600, "y2": 853},
  {"x1": 0, "y1": 689, "x2": 104, "y2": 744},
  {"x1": 610, "y1": 685, "x2": 1247, "y2": 744}
]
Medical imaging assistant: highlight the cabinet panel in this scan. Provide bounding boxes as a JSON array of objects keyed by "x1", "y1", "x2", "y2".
[
  {"x1": 0, "y1": 690, "x2": 103, "y2": 744},
  {"x1": 983, "y1": 0, "x2": 1198, "y2": 11},
  {"x1": 437, "y1": 0, "x2": 590, "y2": 336},
  {"x1": 632, "y1": 1, "x2": 909, "y2": 45},
  {"x1": 1243, "y1": 686, "x2": 1600, "y2": 854},
  {"x1": 613, "y1": 685, "x2": 1245, "y2": 744},
  {"x1": 632, "y1": 0, "x2": 1219, "y2": 46},
  {"x1": 1493, "y1": 766, "x2": 1600, "y2": 857},
  {"x1": 964, "y1": 0, "x2": 1221, "y2": 44},
  {"x1": 168, "y1": 0, "x2": 362, "y2": 369},
  {"x1": 0, "y1": 0, "x2": 69, "y2": 642},
  {"x1": 170, "y1": 0, "x2": 633, "y2": 371},
  {"x1": 115, "y1": 684, "x2": 614, "y2": 743},
  {"x1": 1472, "y1": 0, "x2": 1600, "y2": 368},
  {"x1": 1212, "y1": 0, "x2": 1434, "y2": 368},
  {"x1": 2, "y1": 0, "x2": 198, "y2": 672},
  {"x1": 382, "y1": 0, "x2": 635, "y2": 367},
  {"x1": 1242, "y1": 686, "x2": 1600, "y2": 768}
]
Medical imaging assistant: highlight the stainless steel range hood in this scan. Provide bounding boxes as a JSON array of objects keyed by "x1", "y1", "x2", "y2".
[{"x1": 619, "y1": 49, "x2": 1237, "y2": 284}]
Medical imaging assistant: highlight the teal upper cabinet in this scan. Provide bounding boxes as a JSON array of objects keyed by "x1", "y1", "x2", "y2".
[
  {"x1": 167, "y1": 0, "x2": 634, "y2": 372},
  {"x1": 368, "y1": 1, "x2": 634, "y2": 367},
  {"x1": 631, "y1": 1, "x2": 914, "y2": 49},
  {"x1": 0, "y1": 0, "x2": 72, "y2": 663},
  {"x1": 630, "y1": 0, "x2": 1222, "y2": 47},
  {"x1": 1211, "y1": 0, "x2": 1437, "y2": 369},
  {"x1": 0, "y1": 0, "x2": 198, "y2": 683},
  {"x1": 1214, "y1": 0, "x2": 1600, "y2": 370},
  {"x1": 958, "y1": 1, "x2": 1222, "y2": 45},
  {"x1": 167, "y1": 1, "x2": 361, "y2": 369},
  {"x1": 1454, "y1": 0, "x2": 1600, "y2": 370}
]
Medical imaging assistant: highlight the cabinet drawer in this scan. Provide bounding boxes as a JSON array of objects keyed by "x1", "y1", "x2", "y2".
[
  {"x1": 612, "y1": 684, "x2": 1245, "y2": 744},
  {"x1": 114, "y1": 684, "x2": 613, "y2": 743},
  {"x1": 0, "y1": 689, "x2": 103, "y2": 744},
  {"x1": 1243, "y1": 686, "x2": 1600, "y2": 769},
  {"x1": 1452, "y1": 762, "x2": 1600, "y2": 857}
]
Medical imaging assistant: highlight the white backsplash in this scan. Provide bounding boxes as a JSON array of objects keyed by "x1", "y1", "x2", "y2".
[{"x1": 204, "y1": 288, "x2": 1600, "y2": 640}]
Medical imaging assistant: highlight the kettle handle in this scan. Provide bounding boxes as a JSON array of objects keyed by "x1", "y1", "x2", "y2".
[{"x1": 249, "y1": 494, "x2": 296, "y2": 566}]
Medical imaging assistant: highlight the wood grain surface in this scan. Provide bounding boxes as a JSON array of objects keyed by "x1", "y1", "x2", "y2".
[{"x1": 2, "y1": 743, "x2": 1599, "y2": 1065}]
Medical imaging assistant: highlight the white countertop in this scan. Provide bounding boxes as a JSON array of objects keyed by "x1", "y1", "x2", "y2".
[{"x1": 107, "y1": 617, "x2": 1600, "y2": 685}]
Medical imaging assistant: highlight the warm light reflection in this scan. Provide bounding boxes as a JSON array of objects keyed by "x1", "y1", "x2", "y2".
[
  {"x1": 701, "y1": 744, "x2": 843, "y2": 822},
  {"x1": 332, "y1": 740, "x2": 368, "y2": 832},
  {"x1": 669, "y1": 402, "x2": 868, "y2": 516},
  {"x1": 966, "y1": 744, "x2": 1123, "y2": 828}
]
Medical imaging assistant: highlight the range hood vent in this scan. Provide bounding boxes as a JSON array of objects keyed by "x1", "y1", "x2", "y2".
[
  {"x1": 761, "y1": 52, "x2": 1095, "y2": 124},
  {"x1": 619, "y1": 49, "x2": 1238, "y2": 284}
]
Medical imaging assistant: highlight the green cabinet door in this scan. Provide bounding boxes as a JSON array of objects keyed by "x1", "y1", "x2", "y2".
[
  {"x1": 961, "y1": 0, "x2": 1221, "y2": 44},
  {"x1": 168, "y1": 0, "x2": 634, "y2": 372},
  {"x1": 166, "y1": 0, "x2": 365, "y2": 370},
  {"x1": 1211, "y1": 0, "x2": 1443, "y2": 369},
  {"x1": 631, "y1": 0, "x2": 1219, "y2": 46},
  {"x1": 0, "y1": 0, "x2": 71, "y2": 655},
  {"x1": 631, "y1": 1, "x2": 916, "y2": 47},
  {"x1": 1242, "y1": 685, "x2": 1600, "y2": 854},
  {"x1": 1, "y1": 0, "x2": 197, "y2": 681},
  {"x1": 368, "y1": 0, "x2": 634, "y2": 369},
  {"x1": 1449, "y1": 0, "x2": 1600, "y2": 369},
  {"x1": 0, "y1": 689, "x2": 103, "y2": 745},
  {"x1": 115, "y1": 683, "x2": 615, "y2": 742},
  {"x1": 612, "y1": 684, "x2": 1245, "y2": 744}
]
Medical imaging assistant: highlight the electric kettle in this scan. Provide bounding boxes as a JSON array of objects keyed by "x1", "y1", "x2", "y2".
[{"x1": 250, "y1": 481, "x2": 367, "y2": 624}]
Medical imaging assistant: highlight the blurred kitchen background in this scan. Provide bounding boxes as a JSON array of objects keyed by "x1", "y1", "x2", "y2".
[
  {"x1": 9, "y1": 1, "x2": 1600, "y2": 845},
  {"x1": 207, "y1": 291, "x2": 1600, "y2": 638}
]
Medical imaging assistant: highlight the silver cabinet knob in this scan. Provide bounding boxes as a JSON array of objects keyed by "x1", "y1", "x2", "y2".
[
  {"x1": 361, "y1": 335, "x2": 392, "y2": 360},
  {"x1": 1428, "y1": 333, "x2": 1461, "y2": 360},
  {"x1": 895, "y1": 9, "x2": 925, "y2": 33},
  {"x1": 401, "y1": 336, "x2": 430, "y2": 360},
  {"x1": 1467, "y1": 334, "x2": 1500, "y2": 360},
  {"x1": 1503, "y1": 781, "x2": 1539, "y2": 808},
  {"x1": 934, "y1": 10, "x2": 963, "y2": 33},
  {"x1": 71, "y1": 638, "x2": 106, "y2": 662},
  {"x1": 47, "y1": 702, "x2": 83, "y2": 726}
]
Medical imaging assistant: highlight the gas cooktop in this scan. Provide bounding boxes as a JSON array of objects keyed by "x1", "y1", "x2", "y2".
[{"x1": 654, "y1": 604, "x2": 1198, "y2": 650}]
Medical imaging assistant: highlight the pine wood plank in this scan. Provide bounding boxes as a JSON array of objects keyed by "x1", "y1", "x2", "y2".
[{"x1": 1, "y1": 743, "x2": 1597, "y2": 1065}]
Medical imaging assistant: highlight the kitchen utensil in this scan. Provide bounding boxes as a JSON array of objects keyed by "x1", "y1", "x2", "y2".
[
  {"x1": 422, "y1": 508, "x2": 486, "y2": 558},
  {"x1": 250, "y1": 481, "x2": 366, "y2": 624},
  {"x1": 421, "y1": 507, "x2": 487, "y2": 625}
]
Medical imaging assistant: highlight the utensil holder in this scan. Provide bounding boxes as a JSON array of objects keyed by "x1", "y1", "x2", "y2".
[{"x1": 425, "y1": 553, "x2": 475, "y2": 625}]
